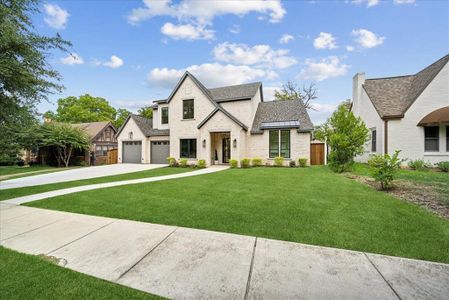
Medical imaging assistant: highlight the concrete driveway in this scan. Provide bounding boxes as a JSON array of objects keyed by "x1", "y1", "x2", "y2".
[
  {"x1": 0, "y1": 164, "x2": 166, "y2": 190},
  {"x1": 1, "y1": 204, "x2": 448, "y2": 299}
]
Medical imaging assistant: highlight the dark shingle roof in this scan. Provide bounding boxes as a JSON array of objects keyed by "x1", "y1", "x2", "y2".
[
  {"x1": 363, "y1": 54, "x2": 449, "y2": 118},
  {"x1": 208, "y1": 82, "x2": 262, "y2": 102},
  {"x1": 116, "y1": 114, "x2": 169, "y2": 138},
  {"x1": 251, "y1": 100, "x2": 314, "y2": 134}
]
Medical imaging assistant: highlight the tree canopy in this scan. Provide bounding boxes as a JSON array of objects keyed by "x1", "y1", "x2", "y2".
[
  {"x1": 114, "y1": 108, "x2": 131, "y2": 128},
  {"x1": 273, "y1": 81, "x2": 318, "y2": 110},
  {"x1": 138, "y1": 105, "x2": 153, "y2": 119}
]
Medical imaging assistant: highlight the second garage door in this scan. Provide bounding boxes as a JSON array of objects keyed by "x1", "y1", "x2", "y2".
[
  {"x1": 122, "y1": 141, "x2": 142, "y2": 163},
  {"x1": 151, "y1": 141, "x2": 170, "y2": 164}
]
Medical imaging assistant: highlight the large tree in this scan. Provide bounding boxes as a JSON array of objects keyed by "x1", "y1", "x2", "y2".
[
  {"x1": 138, "y1": 105, "x2": 153, "y2": 119},
  {"x1": 273, "y1": 80, "x2": 318, "y2": 110},
  {"x1": 114, "y1": 108, "x2": 131, "y2": 128},
  {"x1": 0, "y1": 0, "x2": 70, "y2": 164}
]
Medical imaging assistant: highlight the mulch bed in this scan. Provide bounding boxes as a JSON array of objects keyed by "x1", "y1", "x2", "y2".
[{"x1": 345, "y1": 174, "x2": 449, "y2": 220}]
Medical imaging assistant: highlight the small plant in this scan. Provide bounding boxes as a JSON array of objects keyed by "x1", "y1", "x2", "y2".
[
  {"x1": 407, "y1": 159, "x2": 430, "y2": 171},
  {"x1": 230, "y1": 159, "x2": 238, "y2": 168},
  {"x1": 252, "y1": 158, "x2": 262, "y2": 167},
  {"x1": 179, "y1": 158, "x2": 188, "y2": 168},
  {"x1": 167, "y1": 157, "x2": 177, "y2": 167},
  {"x1": 274, "y1": 156, "x2": 284, "y2": 167},
  {"x1": 289, "y1": 160, "x2": 296, "y2": 167},
  {"x1": 368, "y1": 150, "x2": 402, "y2": 190},
  {"x1": 298, "y1": 158, "x2": 308, "y2": 167},
  {"x1": 197, "y1": 159, "x2": 206, "y2": 168},
  {"x1": 265, "y1": 161, "x2": 271, "y2": 167},
  {"x1": 240, "y1": 158, "x2": 251, "y2": 168},
  {"x1": 436, "y1": 161, "x2": 449, "y2": 172}
]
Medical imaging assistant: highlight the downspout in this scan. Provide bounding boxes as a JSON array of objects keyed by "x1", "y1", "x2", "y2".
[{"x1": 384, "y1": 120, "x2": 388, "y2": 155}]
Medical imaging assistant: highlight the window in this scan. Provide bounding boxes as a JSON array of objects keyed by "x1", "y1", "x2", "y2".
[
  {"x1": 269, "y1": 130, "x2": 290, "y2": 158},
  {"x1": 183, "y1": 99, "x2": 194, "y2": 119},
  {"x1": 447, "y1": 126, "x2": 449, "y2": 152},
  {"x1": 424, "y1": 126, "x2": 439, "y2": 152},
  {"x1": 371, "y1": 130, "x2": 377, "y2": 152},
  {"x1": 95, "y1": 145, "x2": 108, "y2": 156},
  {"x1": 161, "y1": 107, "x2": 169, "y2": 124},
  {"x1": 180, "y1": 139, "x2": 196, "y2": 158}
]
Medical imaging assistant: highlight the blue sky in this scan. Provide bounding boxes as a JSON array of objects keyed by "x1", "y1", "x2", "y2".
[{"x1": 34, "y1": 0, "x2": 448, "y2": 124}]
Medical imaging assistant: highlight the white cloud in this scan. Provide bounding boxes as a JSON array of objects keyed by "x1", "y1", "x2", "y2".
[
  {"x1": 299, "y1": 56, "x2": 349, "y2": 81},
  {"x1": 263, "y1": 86, "x2": 280, "y2": 101},
  {"x1": 161, "y1": 22, "x2": 214, "y2": 40},
  {"x1": 148, "y1": 63, "x2": 277, "y2": 89},
  {"x1": 60, "y1": 53, "x2": 84, "y2": 65},
  {"x1": 212, "y1": 42, "x2": 297, "y2": 69},
  {"x1": 43, "y1": 4, "x2": 69, "y2": 29},
  {"x1": 95, "y1": 55, "x2": 124, "y2": 68},
  {"x1": 309, "y1": 103, "x2": 338, "y2": 125},
  {"x1": 128, "y1": 0, "x2": 286, "y2": 25},
  {"x1": 351, "y1": 0, "x2": 380, "y2": 7},
  {"x1": 346, "y1": 45, "x2": 355, "y2": 52},
  {"x1": 229, "y1": 25, "x2": 240, "y2": 34},
  {"x1": 352, "y1": 29, "x2": 385, "y2": 48},
  {"x1": 313, "y1": 32, "x2": 337, "y2": 49},
  {"x1": 394, "y1": 0, "x2": 416, "y2": 4},
  {"x1": 279, "y1": 34, "x2": 294, "y2": 44}
]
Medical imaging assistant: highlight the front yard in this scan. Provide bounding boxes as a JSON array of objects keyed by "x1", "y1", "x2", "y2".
[{"x1": 26, "y1": 166, "x2": 449, "y2": 264}]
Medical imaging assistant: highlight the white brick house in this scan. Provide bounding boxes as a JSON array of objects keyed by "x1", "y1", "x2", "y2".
[
  {"x1": 352, "y1": 54, "x2": 449, "y2": 164},
  {"x1": 116, "y1": 72, "x2": 314, "y2": 166}
]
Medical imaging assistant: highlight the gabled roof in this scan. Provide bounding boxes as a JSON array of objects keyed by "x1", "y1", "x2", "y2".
[
  {"x1": 115, "y1": 114, "x2": 169, "y2": 138},
  {"x1": 197, "y1": 106, "x2": 249, "y2": 131},
  {"x1": 251, "y1": 100, "x2": 314, "y2": 134},
  {"x1": 363, "y1": 54, "x2": 449, "y2": 119},
  {"x1": 71, "y1": 121, "x2": 116, "y2": 141},
  {"x1": 209, "y1": 82, "x2": 262, "y2": 102}
]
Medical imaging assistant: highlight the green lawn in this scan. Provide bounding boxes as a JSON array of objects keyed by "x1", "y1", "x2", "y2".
[
  {"x1": 26, "y1": 167, "x2": 449, "y2": 263},
  {"x1": 0, "y1": 167, "x2": 193, "y2": 201},
  {"x1": 0, "y1": 165, "x2": 58, "y2": 177},
  {"x1": 0, "y1": 247, "x2": 162, "y2": 299}
]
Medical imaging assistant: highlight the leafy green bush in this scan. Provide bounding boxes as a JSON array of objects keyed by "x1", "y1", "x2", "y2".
[
  {"x1": 298, "y1": 158, "x2": 308, "y2": 167},
  {"x1": 407, "y1": 159, "x2": 430, "y2": 171},
  {"x1": 167, "y1": 157, "x2": 177, "y2": 167},
  {"x1": 252, "y1": 158, "x2": 262, "y2": 167},
  {"x1": 436, "y1": 161, "x2": 449, "y2": 172},
  {"x1": 179, "y1": 158, "x2": 188, "y2": 168},
  {"x1": 240, "y1": 158, "x2": 251, "y2": 168},
  {"x1": 274, "y1": 156, "x2": 284, "y2": 167},
  {"x1": 368, "y1": 150, "x2": 402, "y2": 190},
  {"x1": 230, "y1": 159, "x2": 238, "y2": 168},
  {"x1": 289, "y1": 160, "x2": 296, "y2": 167},
  {"x1": 197, "y1": 159, "x2": 206, "y2": 168}
]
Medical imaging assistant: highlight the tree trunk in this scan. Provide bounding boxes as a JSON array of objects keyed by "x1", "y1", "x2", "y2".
[{"x1": 64, "y1": 145, "x2": 73, "y2": 167}]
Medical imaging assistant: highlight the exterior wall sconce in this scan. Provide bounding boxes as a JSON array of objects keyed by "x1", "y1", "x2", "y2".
[
  {"x1": 202, "y1": 139, "x2": 206, "y2": 148},
  {"x1": 233, "y1": 138, "x2": 237, "y2": 148},
  {"x1": 128, "y1": 131, "x2": 133, "y2": 139}
]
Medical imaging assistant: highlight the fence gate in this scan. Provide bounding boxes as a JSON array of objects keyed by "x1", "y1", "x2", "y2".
[
  {"x1": 107, "y1": 149, "x2": 118, "y2": 164},
  {"x1": 310, "y1": 143, "x2": 325, "y2": 165}
]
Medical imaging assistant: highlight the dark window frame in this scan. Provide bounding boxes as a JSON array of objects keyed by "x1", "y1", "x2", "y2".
[
  {"x1": 371, "y1": 129, "x2": 377, "y2": 152},
  {"x1": 161, "y1": 107, "x2": 169, "y2": 124},
  {"x1": 269, "y1": 130, "x2": 291, "y2": 158},
  {"x1": 183, "y1": 99, "x2": 194, "y2": 120},
  {"x1": 424, "y1": 126, "x2": 439, "y2": 152},
  {"x1": 446, "y1": 125, "x2": 449, "y2": 152},
  {"x1": 180, "y1": 139, "x2": 197, "y2": 158}
]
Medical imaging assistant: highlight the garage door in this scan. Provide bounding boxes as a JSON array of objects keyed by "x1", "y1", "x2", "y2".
[
  {"x1": 122, "y1": 141, "x2": 142, "y2": 163},
  {"x1": 151, "y1": 141, "x2": 170, "y2": 164}
]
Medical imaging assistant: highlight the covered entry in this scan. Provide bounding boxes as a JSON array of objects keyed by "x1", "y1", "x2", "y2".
[
  {"x1": 310, "y1": 143, "x2": 325, "y2": 165},
  {"x1": 210, "y1": 132, "x2": 231, "y2": 165},
  {"x1": 151, "y1": 141, "x2": 170, "y2": 164},
  {"x1": 122, "y1": 141, "x2": 142, "y2": 163}
]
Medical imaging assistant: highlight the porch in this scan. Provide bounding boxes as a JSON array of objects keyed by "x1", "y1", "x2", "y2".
[{"x1": 210, "y1": 132, "x2": 231, "y2": 165}]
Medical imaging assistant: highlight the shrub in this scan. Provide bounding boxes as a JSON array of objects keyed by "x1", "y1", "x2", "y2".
[
  {"x1": 167, "y1": 157, "x2": 177, "y2": 167},
  {"x1": 274, "y1": 156, "x2": 284, "y2": 167},
  {"x1": 179, "y1": 158, "x2": 188, "y2": 168},
  {"x1": 407, "y1": 159, "x2": 430, "y2": 171},
  {"x1": 240, "y1": 158, "x2": 251, "y2": 168},
  {"x1": 230, "y1": 159, "x2": 238, "y2": 168},
  {"x1": 436, "y1": 161, "x2": 449, "y2": 172},
  {"x1": 289, "y1": 160, "x2": 296, "y2": 167},
  {"x1": 252, "y1": 158, "x2": 262, "y2": 167},
  {"x1": 298, "y1": 158, "x2": 308, "y2": 167},
  {"x1": 197, "y1": 159, "x2": 206, "y2": 168},
  {"x1": 265, "y1": 162, "x2": 271, "y2": 167},
  {"x1": 368, "y1": 150, "x2": 402, "y2": 190}
]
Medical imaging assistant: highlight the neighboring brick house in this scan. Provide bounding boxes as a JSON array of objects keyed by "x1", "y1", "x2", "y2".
[
  {"x1": 116, "y1": 71, "x2": 314, "y2": 166},
  {"x1": 352, "y1": 54, "x2": 449, "y2": 164}
]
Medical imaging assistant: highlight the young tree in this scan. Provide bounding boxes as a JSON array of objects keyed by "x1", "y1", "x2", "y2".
[
  {"x1": 368, "y1": 150, "x2": 402, "y2": 190},
  {"x1": 41, "y1": 123, "x2": 90, "y2": 167},
  {"x1": 315, "y1": 103, "x2": 369, "y2": 173},
  {"x1": 273, "y1": 80, "x2": 318, "y2": 109},
  {"x1": 138, "y1": 106, "x2": 153, "y2": 119},
  {"x1": 114, "y1": 108, "x2": 131, "y2": 128}
]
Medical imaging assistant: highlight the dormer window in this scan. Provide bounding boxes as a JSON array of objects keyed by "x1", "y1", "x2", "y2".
[
  {"x1": 183, "y1": 99, "x2": 194, "y2": 119},
  {"x1": 161, "y1": 107, "x2": 169, "y2": 124}
]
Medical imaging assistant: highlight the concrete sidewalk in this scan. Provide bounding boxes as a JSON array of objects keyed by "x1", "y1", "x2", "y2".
[
  {"x1": 1, "y1": 166, "x2": 229, "y2": 205},
  {"x1": 1, "y1": 204, "x2": 448, "y2": 299}
]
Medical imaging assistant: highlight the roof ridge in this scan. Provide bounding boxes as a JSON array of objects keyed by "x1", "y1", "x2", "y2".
[
  {"x1": 208, "y1": 81, "x2": 262, "y2": 91},
  {"x1": 366, "y1": 74, "x2": 414, "y2": 81},
  {"x1": 414, "y1": 53, "x2": 449, "y2": 75}
]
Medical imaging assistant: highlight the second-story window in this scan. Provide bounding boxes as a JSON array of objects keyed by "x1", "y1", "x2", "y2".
[
  {"x1": 183, "y1": 99, "x2": 194, "y2": 119},
  {"x1": 161, "y1": 107, "x2": 169, "y2": 124}
]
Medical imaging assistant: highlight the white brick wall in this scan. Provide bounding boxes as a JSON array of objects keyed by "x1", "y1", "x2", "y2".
[{"x1": 116, "y1": 117, "x2": 150, "y2": 163}]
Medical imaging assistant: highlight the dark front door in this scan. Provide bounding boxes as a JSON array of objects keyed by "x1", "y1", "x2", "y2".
[{"x1": 222, "y1": 138, "x2": 231, "y2": 163}]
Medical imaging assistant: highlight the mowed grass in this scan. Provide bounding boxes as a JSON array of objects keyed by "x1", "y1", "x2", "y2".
[
  {"x1": 0, "y1": 247, "x2": 163, "y2": 299},
  {"x1": 0, "y1": 167, "x2": 193, "y2": 201},
  {"x1": 27, "y1": 167, "x2": 449, "y2": 263},
  {"x1": 0, "y1": 165, "x2": 57, "y2": 176}
]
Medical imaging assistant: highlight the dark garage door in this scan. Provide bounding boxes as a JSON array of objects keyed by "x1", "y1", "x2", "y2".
[
  {"x1": 151, "y1": 141, "x2": 170, "y2": 164},
  {"x1": 122, "y1": 141, "x2": 142, "y2": 163}
]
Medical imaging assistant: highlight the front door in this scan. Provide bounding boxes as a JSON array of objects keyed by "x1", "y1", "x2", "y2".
[{"x1": 222, "y1": 138, "x2": 231, "y2": 163}]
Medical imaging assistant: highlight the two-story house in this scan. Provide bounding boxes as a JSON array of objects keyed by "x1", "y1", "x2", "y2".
[
  {"x1": 116, "y1": 71, "x2": 314, "y2": 166},
  {"x1": 352, "y1": 54, "x2": 449, "y2": 164}
]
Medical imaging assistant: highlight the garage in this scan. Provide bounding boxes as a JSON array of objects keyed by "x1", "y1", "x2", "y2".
[
  {"x1": 151, "y1": 141, "x2": 170, "y2": 164},
  {"x1": 122, "y1": 141, "x2": 142, "y2": 163}
]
